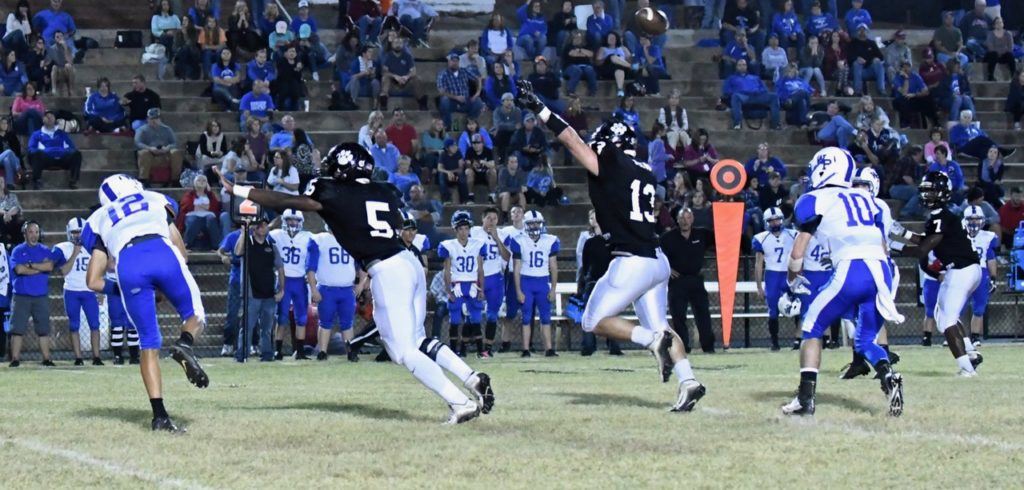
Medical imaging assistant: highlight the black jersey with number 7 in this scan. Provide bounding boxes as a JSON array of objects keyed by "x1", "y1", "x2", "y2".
[
  {"x1": 924, "y1": 209, "x2": 979, "y2": 269},
  {"x1": 305, "y1": 177, "x2": 406, "y2": 267},
  {"x1": 586, "y1": 143, "x2": 659, "y2": 258}
]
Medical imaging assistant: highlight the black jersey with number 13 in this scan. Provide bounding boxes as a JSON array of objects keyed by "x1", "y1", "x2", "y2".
[
  {"x1": 923, "y1": 209, "x2": 979, "y2": 269},
  {"x1": 306, "y1": 177, "x2": 405, "y2": 266},
  {"x1": 586, "y1": 143, "x2": 659, "y2": 258}
]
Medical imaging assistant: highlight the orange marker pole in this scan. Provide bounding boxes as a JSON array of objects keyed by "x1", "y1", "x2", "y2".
[{"x1": 709, "y1": 160, "x2": 748, "y2": 349}]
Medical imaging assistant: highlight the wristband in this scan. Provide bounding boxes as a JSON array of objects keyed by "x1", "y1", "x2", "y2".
[
  {"x1": 541, "y1": 108, "x2": 570, "y2": 135},
  {"x1": 233, "y1": 185, "x2": 252, "y2": 200},
  {"x1": 901, "y1": 230, "x2": 917, "y2": 241},
  {"x1": 787, "y1": 257, "x2": 804, "y2": 273}
]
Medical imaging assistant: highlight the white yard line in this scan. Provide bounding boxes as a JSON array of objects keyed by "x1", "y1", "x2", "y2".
[
  {"x1": 1, "y1": 437, "x2": 213, "y2": 490},
  {"x1": 815, "y1": 422, "x2": 1024, "y2": 453}
]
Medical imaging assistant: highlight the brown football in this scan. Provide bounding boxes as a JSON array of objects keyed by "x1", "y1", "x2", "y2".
[{"x1": 634, "y1": 7, "x2": 668, "y2": 36}]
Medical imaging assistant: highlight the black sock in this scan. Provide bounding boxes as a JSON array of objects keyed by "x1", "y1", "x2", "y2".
[
  {"x1": 112, "y1": 345, "x2": 123, "y2": 357},
  {"x1": 485, "y1": 321, "x2": 497, "y2": 343},
  {"x1": 923, "y1": 331, "x2": 932, "y2": 340},
  {"x1": 768, "y1": 318, "x2": 780, "y2": 344},
  {"x1": 449, "y1": 324, "x2": 459, "y2": 347},
  {"x1": 275, "y1": 340, "x2": 283, "y2": 353},
  {"x1": 178, "y1": 332, "x2": 194, "y2": 346},
  {"x1": 798, "y1": 371, "x2": 817, "y2": 401},
  {"x1": 150, "y1": 398, "x2": 169, "y2": 419},
  {"x1": 874, "y1": 360, "x2": 892, "y2": 377},
  {"x1": 458, "y1": 340, "x2": 466, "y2": 354},
  {"x1": 128, "y1": 346, "x2": 139, "y2": 359},
  {"x1": 851, "y1": 351, "x2": 865, "y2": 365},
  {"x1": 881, "y1": 344, "x2": 890, "y2": 355},
  {"x1": 475, "y1": 338, "x2": 484, "y2": 353}
]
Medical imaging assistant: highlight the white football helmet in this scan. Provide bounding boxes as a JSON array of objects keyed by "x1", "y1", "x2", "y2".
[
  {"x1": 852, "y1": 166, "x2": 881, "y2": 197},
  {"x1": 807, "y1": 147, "x2": 855, "y2": 190},
  {"x1": 98, "y1": 174, "x2": 144, "y2": 206},
  {"x1": 524, "y1": 210, "x2": 545, "y2": 240},
  {"x1": 282, "y1": 209, "x2": 304, "y2": 236},
  {"x1": 66, "y1": 217, "x2": 85, "y2": 243},
  {"x1": 963, "y1": 205, "x2": 985, "y2": 237},
  {"x1": 763, "y1": 207, "x2": 784, "y2": 232},
  {"x1": 778, "y1": 293, "x2": 802, "y2": 318}
]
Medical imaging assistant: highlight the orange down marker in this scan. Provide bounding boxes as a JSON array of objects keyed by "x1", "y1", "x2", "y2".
[{"x1": 709, "y1": 160, "x2": 747, "y2": 348}]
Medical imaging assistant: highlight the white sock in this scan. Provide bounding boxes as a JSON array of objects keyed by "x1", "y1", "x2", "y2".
[
  {"x1": 955, "y1": 355, "x2": 975, "y2": 373},
  {"x1": 630, "y1": 327, "x2": 656, "y2": 348},
  {"x1": 433, "y1": 343, "x2": 475, "y2": 383},
  {"x1": 963, "y1": 337, "x2": 976, "y2": 353},
  {"x1": 673, "y1": 359, "x2": 696, "y2": 382},
  {"x1": 402, "y1": 350, "x2": 470, "y2": 405}
]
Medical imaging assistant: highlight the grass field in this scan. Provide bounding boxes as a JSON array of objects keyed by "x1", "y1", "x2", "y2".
[{"x1": 2, "y1": 344, "x2": 1023, "y2": 488}]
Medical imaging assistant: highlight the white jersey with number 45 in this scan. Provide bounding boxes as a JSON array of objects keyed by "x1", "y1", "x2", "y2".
[
  {"x1": 470, "y1": 226, "x2": 511, "y2": 277},
  {"x1": 794, "y1": 187, "x2": 886, "y2": 262},
  {"x1": 82, "y1": 191, "x2": 179, "y2": 261}
]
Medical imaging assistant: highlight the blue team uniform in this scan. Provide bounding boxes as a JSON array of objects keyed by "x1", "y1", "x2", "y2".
[
  {"x1": 502, "y1": 225, "x2": 527, "y2": 319},
  {"x1": 753, "y1": 229, "x2": 797, "y2": 318},
  {"x1": 52, "y1": 242, "x2": 100, "y2": 332},
  {"x1": 471, "y1": 226, "x2": 512, "y2": 324},
  {"x1": 269, "y1": 229, "x2": 313, "y2": 326},
  {"x1": 510, "y1": 234, "x2": 559, "y2": 326},
  {"x1": 307, "y1": 232, "x2": 358, "y2": 331},
  {"x1": 799, "y1": 235, "x2": 832, "y2": 318},
  {"x1": 968, "y1": 230, "x2": 998, "y2": 316},
  {"x1": 438, "y1": 237, "x2": 487, "y2": 325}
]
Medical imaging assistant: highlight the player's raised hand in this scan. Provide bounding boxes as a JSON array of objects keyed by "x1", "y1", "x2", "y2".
[
  {"x1": 515, "y1": 79, "x2": 544, "y2": 113},
  {"x1": 213, "y1": 166, "x2": 234, "y2": 194}
]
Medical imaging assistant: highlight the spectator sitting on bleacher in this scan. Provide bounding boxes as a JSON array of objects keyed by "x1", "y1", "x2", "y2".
[
  {"x1": 418, "y1": 117, "x2": 446, "y2": 183},
  {"x1": 0, "y1": 50, "x2": 27, "y2": 97},
  {"x1": 813, "y1": 99, "x2": 855, "y2": 148},
  {"x1": 437, "y1": 52, "x2": 484, "y2": 129},
  {"x1": 296, "y1": 24, "x2": 329, "y2": 82},
  {"x1": 778, "y1": 64, "x2": 812, "y2": 127},
  {"x1": 152, "y1": 1, "x2": 181, "y2": 60},
  {"x1": 483, "y1": 61, "x2": 516, "y2": 111},
  {"x1": 499, "y1": 49, "x2": 520, "y2": 79},
  {"x1": 209, "y1": 48, "x2": 242, "y2": 111},
  {"x1": 848, "y1": 24, "x2": 886, "y2": 97},
  {"x1": 244, "y1": 117, "x2": 268, "y2": 173},
  {"x1": 121, "y1": 75, "x2": 162, "y2": 131},
  {"x1": 772, "y1": 0, "x2": 805, "y2": 51},
  {"x1": 459, "y1": 38, "x2": 487, "y2": 91},
  {"x1": 852, "y1": 95, "x2": 890, "y2": 130},
  {"x1": 890, "y1": 144, "x2": 927, "y2": 218},
  {"x1": 457, "y1": 118, "x2": 494, "y2": 157},
  {"x1": 463, "y1": 133, "x2": 496, "y2": 202},
  {"x1": 0, "y1": 118, "x2": 22, "y2": 188},
  {"x1": 245, "y1": 48, "x2": 276, "y2": 93},
  {"x1": 188, "y1": 0, "x2": 219, "y2": 26},
  {"x1": 613, "y1": 94, "x2": 642, "y2": 134},
  {"x1": 24, "y1": 37, "x2": 51, "y2": 92},
  {"x1": 239, "y1": 79, "x2": 274, "y2": 131},
  {"x1": 721, "y1": 30, "x2": 758, "y2": 78},
  {"x1": 525, "y1": 157, "x2": 565, "y2": 207},
  {"x1": 745, "y1": 142, "x2": 787, "y2": 186},
  {"x1": 929, "y1": 145, "x2": 967, "y2": 202},
  {"x1": 823, "y1": 31, "x2": 852, "y2": 96},
  {"x1": 528, "y1": 56, "x2": 566, "y2": 114},
  {"x1": 1006, "y1": 69, "x2": 1024, "y2": 130},
  {"x1": 689, "y1": 189, "x2": 713, "y2": 230},
  {"x1": 596, "y1": 32, "x2": 635, "y2": 98},
  {"x1": 268, "y1": 20, "x2": 295, "y2": 56},
  {"x1": 11, "y1": 82, "x2": 44, "y2": 136},
  {"x1": 274, "y1": 45, "x2": 306, "y2": 111},
  {"x1": 135, "y1": 108, "x2": 183, "y2": 186},
  {"x1": 959, "y1": 0, "x2": 992, "y2": 61},
  {"x1": 984, "y1": 16, "x2": 1014, "y2": 82},
  {"x1": 357, "y1": 110, "x2": 384, "y2": 149},
  {"x1": 843, "y1": 0, "x2": 871, "y2": 34},
  {"x1": 510, "y1": 113, "x2": 548, "y2": 172},
  {"x1": 882, "y1": 30, "x2": 911, "y2": 82},
  {"x1": 918, "y1": 47, "x2": 946, "y2": 92},
  {"x1": 197, "y1": 118, "x2": 226, "y2": 169},
  {"x1": 681, "y1": 128, "x2": 719, "y2": 182},
  {"x1": 84, "y1": 77, "x2": 127, "y2": 133},
  {"x1": 220, "y1": 136, "x2": 254, "y2": 182},
  {"x1": 586, "y1": 0, "x2": 615, "y2": 49},
  {"x1": 380, "y1": 36, "x2": 427, "y2": 111},
  {"x1": 0, "y1": 178, "x2": 23, "y2": 242},
  {"x1": 950, "y1": 110, "x2": 1015, "y2": 159},
  {"x1": 3, "y1": 0, "x2": 32, "y2": 56},
  {"x1": 369, "y1": 128, "x2": 400, "y2": 175},
  {"x1": 497, "y1": 154, "x2": 527, "y2": 216},
  {"x1": 562, "y1": 31, "x2": 597, "y2": 96},
  {"x1": 891, "y1": 61, "x2": 937, "y2": 129},
  {"x1": 173, "y1": 14, "x2": 202, "y2": 80},
  {"x1": 804, "y1": 0, "x2": 838, "y2": 42},
  {"x1": 979, "y1": 145, "x2": 1005, "y2": 206},
  {"x1": 634, "y1": 35, "x2": 669, "y2": 95},
  {"x1": 45, "y1": 31, "x2": 74, "y2": 96},
  {"x1": 349, "y1": 0, "x2": 383, "y2": 46},
  {"x1": 259, "y1": 3, "x2": 285, "y2": 43},
  {"x1": 226, "y1": 1, "x2": 260, "y2": 55},
  {"x1": 549, "y1": 0, "x2": 578, "y2": 53},
  {"x1": 798, "y1": 35, "x2": 827, "y2": 95},
  {"x1": 933, "y1": 11, "x2": 970, "y2": 68},
  {"x1": 659, "y1": 89, "x2": 690, "y2": 151},
  {"x1": 480, "y1": 12, "x2": 514, "y2": 66},
  {"x1": 27, "y1": 110, "x2": 80, "y2": 189},
  {"x1": 861, "y1": 116, "x2": 901, "y2": 169},
  {"x1": 758, "y1": 171, "x2": 793, "y2": 217},
  {"x1": 385, "y1": 108, "x2": 418, "y2": 158},
  {"x1": 267, "y1": 150, "x2": 299, "y2": 194},
  {"x1": 388, "y1": 154, "x2": 420, "y2": 200},
  {"x1": 492, "y1": 93, "x2": 521, "y2": 160},
  {"x1": 516, "y1": 0, "x2": 548, "y2": 61},
  {"x1": 198, "y1": 16, "x2": 227, "y2": 81},
  {"x1": 722, "y1": 0, "x2": 765, "y2": 55},
  {"x1": 33, "y1": 0, "x2": 78, "y2": 61},
  {"x1": 437, "y1": 138, "x2": 467, "y2": 203},
  {"x1": 177, "y1": 174, "x2": 222, "y2": 250},
  {"x1": 762, "y1": 34, "x2": 789, "y2": 81},
  {"x1": 935, "y1": 59, "x2": 975, "y2": 122},
  {"x1": 623, "y1": 0, "x2": 666, "y2": 53},
  {"x1": 392, "y1": 0, "x2": 438, "y2": 48},
  {"x1": 721, "y1": 59, "x2": 781, "y2": 131},
  {"x1": 998, "y1": 187, "x2": 1024, "y2": 246}
]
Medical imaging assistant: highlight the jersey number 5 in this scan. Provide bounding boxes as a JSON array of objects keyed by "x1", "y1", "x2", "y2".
[
  {"x1": 629, "y1": 179, "x2": 655, "y2": 223},
  {"x1": 366, "y1": 201, "x2": 394, "y2": 238}
]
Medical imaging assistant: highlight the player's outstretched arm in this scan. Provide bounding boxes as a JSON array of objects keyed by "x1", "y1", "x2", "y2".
[
  {"x1": 515, "y1": 79, "x2": 599, "y2": 176},
  {"x1": 217, "y1": 167, "x2": 323, "y2": 213}
]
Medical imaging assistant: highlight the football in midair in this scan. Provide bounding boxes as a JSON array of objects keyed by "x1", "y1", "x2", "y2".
[{"x1": 634, "y1": 7, "x2": 669, "y2": 36}]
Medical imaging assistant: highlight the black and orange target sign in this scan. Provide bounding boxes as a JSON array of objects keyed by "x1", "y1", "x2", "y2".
[{"x1": 710, "y1": 159, "x2": 747, "y2": 197}]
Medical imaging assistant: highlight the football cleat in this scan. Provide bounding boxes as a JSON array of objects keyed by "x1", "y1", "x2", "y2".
[
  {"x1": 9, "y1": 360, "x2": 20, "y2": 368},
  {"x1": 882, "y1": 372, "x2": 904, "y2": 417},
  {"x1": 274, "y1": 351, "x2": 284, "y2": 361},
  {"x1": 293, "y1": 349, "x2": 310, "y2": 360},
  {"x1": 220, "y1": 344, "x2": 234, "y2": 357},
  {"x1": 921, "y1": 335, "x2": 932, "y2": 347},
  {"x1": 112, "y1": 356, "x2": 124, "y2": 365},
  {"x1": 498, "y1": 342, "x2": 511, "y2": 353},
  {"x1": 839, "y1": 361, "x2": 871, "y2": 379},
  {"x1": 92, "y1": 358, "x2": 104, "y2": 366},
  {"x1": 521, "y1": 350, "x2": 532, "y2": 358},
  {"x1": 74, "y1": 358, "x2": 84, "y2": 366},
  {"x1": 781, "y1": 396, "x2": 815, "y2": 416},
  {"x1": 476, "y1": 350, "x2": 491, "y2": 359},
  {"x1": 544, "y1": 349, "x2": 558, "y2": 357},
  {"x1": 128, "y1": 356, "x2": 140, "y2": 365},
  {"x1": 169, "y1": 340, "x2": 209, "y2": 388},
  {"x1": 956, "y1": 368, "x2": 977, "y2": 378},
  {"x1": 969, "y1": 352, "x2": 983, "y2": 369},
  {"x1": 670, "y1": 380, "x2": 706, "y2": 412},
  {"x1": 347, "y1": 350, "x2": 359, "y2": 362},
  {"x1": 465, "y1": 372, "x2": 495, "y2": 414},
  {"x1": 316, "y1": 351, "x2": 328, "y2": 361},
  {"x1": 151, "y1": 417, "x2": 185, "y2": 433},
  {"x1": 649, "y1": 331, "x2": 673, "y2": 383},
  {"x1": 888, "y1": 351, "x2": 901, "y2": 365},
  {"x1": 41, "y1": 360, "x2": 55, "y2": 367},
  {"x1": 443, "y1": 400, "x2": 481, "y2": 425}
]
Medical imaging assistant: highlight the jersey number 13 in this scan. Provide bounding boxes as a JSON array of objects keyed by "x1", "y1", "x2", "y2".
[{"x1": 629, "y1": 179, "x2": 655, "y2": 223}]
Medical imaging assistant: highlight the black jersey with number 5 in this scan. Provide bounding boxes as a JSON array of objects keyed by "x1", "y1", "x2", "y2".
[
  {"x1": 923, "y1": 209, "x2": 978, "y2": 269},
  {"x1": 306, "y1": 177, "x2": 405, "y2": 266},
  {"x1": 586, "y1": 143, "x2": 659, "y2": 258}
]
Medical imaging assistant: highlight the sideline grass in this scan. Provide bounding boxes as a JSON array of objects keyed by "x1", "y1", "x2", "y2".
[{"x1": 2, "y1": 344, "x2": 1023, "y2": 488}]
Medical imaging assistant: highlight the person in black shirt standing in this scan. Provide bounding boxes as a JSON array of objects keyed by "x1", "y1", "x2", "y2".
[
  {"x1": 577, "y1": 220, "x2": 622, "y2": 356},
  {"x1": 234, "y1": 216, "x2": 285, "y2": 362},
  {"x1": 660, "y1": 207, "x2": 715, "y2": 353},
  {"x1": 895, "y1": 171, "x2": 983, "y2": 376}
]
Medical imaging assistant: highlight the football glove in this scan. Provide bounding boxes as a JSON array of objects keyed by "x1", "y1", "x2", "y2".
[
  {"x1": 515, "y1": 79, "x2": 545, "y2": 114},
  {"x1": 889, "y1": 220, "x2": 906, "y2": 238},
  {"x1": 788, "y1": 275, "x2": 811, "y2": 295}
]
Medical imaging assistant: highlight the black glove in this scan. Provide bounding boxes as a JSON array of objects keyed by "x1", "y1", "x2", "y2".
[{"x1": 515, "y1": 79, "x2": 545, "y2": 114}]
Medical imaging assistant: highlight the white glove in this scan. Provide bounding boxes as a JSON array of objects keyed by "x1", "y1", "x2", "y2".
[
  {"x1": 889, "y1": 220, "x2": 906, "y2": 239},
  {"x1": 788, "y1": 275, "x2": 811, "y2": 295},
  {"x1": 452, "y1": 284, "x2": 463, "y2": 298},
  {"x1": 469, "y1": 283, "x2": 479, "y2": 298}
]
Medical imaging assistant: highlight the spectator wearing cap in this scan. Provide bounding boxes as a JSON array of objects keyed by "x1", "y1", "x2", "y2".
[
  {"x1": 437, "y1": 137, "x2": 468, "y2": 203},
  {"x1": 891, "y1": 61, "x2": 938, "y2": 129},
  {"x1": 814, "y1": 99, "x2": 855, "y2": 149},
  {"x1": 268, "y1": 20, "x2": 295, "y2": 56},
  {"x1": 483, "y1": 61, "x2": 517, "y2": 111},
  {"x1": 516, "y1": 0, "x2": 547, "y2": 60},
  {"x1": 935, "y1": 58, "x2": 974, "y2": 122},
  {"x1": 562, "y1": 30, "x2": 598, "y2": 96},
  {"x1": 135, "y1": 108, "x2": 184, "y2": 186},
  {"x1": 983, "y1": 16, "x2": 1014, "y2": 82},
  {"x1": 437, "y1": 52, "x2": 484, "y2": 129},
  {"x1": 463, "y1": 133, "x2": 496, "y2": 202},
  {"x1": 510, "y1": 113, "x2": 549, "y2": 172},
  {"x1": 386, "y1": 108, "x2": 419, "y2": 160},
  {"x1": 8, "y1": 221, "x2": 55, "y2": 367},
  {"x1": 950, "y1": 110, "x2": 1015, "y2": 160},
  {"x1": 296, "y1": 23, "x2": 329, "y2": 82},
  {"x1": 721, "y1": 59, "x2": 781, "y2": 131},
  {"x1": 527, "y1": 57, "x2": 566, "y2": 115},
  {"x1": 239, "y1": 79, "x2": 275, "y2": 131},
  {"x1": 291, "y1": 0, "x2": 318, "y2": 38},
  {"x1": 497, "y1": 154, "x2": 527, "y2": 215},
  {"x1": 369, "y1": 128, "x2": 401, "y2": 176},
  {"x1": 771, "y1": 0, "x2": 805, "y2": 51},
  {"x1": 918, "y1": 48, "x2": 946, "y2": 89},
  {"x1": 761, "y1": 34, "x2": 789, "y2": 81},
  {"x1": 380, "y1": 36, "x2": 428, "y2": 111},
  {"x1": 843, "y1": 0, "x2": 871, "y2": 34},
  {"x1": 883, "y1": 30, "x2": 911, "y2": 82},
  {"x1": 848, "y1": 24, "x2": 886, "y2": 97},
  {"x1": 84, "y1": 77, "x2": 127, "y2": 133},
  {"x1": 933, "y1": 11, "x2": 970, "y2": 69},
  {"x1": 959, "y1": 0, "x2": 992, "y2": 61},
  {"x1": 586, "y1": 0, "x2": 615, "y2": 49},
  {"x1": 27, "y1": 110, "x2": 80, "y2": 189},
  {"x1": 777, "y1": 64, "x2": 812, "y2": 127},
  {"x1": 392, "y1": 0, "x2": 438, "y2": 47},
  {"x1": 234, "y1": 217, "x2": 286, "y2": 362},
  {"x1": 492, "y1": 93, "x2": 522, "y2": 161},
  {"x1": 347, "y1": 45, "x2": 381, "y2": 110},
  {"x1": 121, "y1": 75, "x2": 162, "y2": 131}
]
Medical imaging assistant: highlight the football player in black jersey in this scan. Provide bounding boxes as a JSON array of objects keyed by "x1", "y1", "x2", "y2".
[
  {"x1": 516, "y1": 79, "x2": 706, "y2": 411},
  {"x1": 217, "y1": 143, "x2": 494, "y2": 423},
  {"x1": 892, "y1": 171, "x2": 983, "y2": 376}
]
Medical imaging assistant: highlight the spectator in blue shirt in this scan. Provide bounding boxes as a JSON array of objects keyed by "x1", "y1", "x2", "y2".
[
  {"x1": 347, "y1": 45, "x2": 381, "y2": 110},
  {"x1": 804, "y1": 1, "x2": 838, "y2": 39},
  {"x1": 244, "y1": 48, "x2": 276, "y2": 93},
  {"x1": 635, "y1": 35, "x2": 669, "y2": 95},
  {"x1": 950, "y1": 110, "x2": 1015, "y2": 160},
  {"x1": 217, "y1": 227, "x2": 243, "y2": 357},
  {"x1": 800, "y1": 0, "x2": 837, "y2": 16},
  {"x1": 843, "y1": 0, "x2": 872, "y2": 34},
  {"x1": 393, "y1": 0, "x2": 438, "y2": 47},
  {"x1": 746, "y1": 142, "x2": 787, "y2": 186},
  {"x1": 369, "y1": 129, "x2": 401, "y2": 175},
  {"x1": 772, "y1": 0, "x2": 805, "y2": 50},
  {"x1": 934, "y1": 59, "x2": 975, "y2": 122},
  {"x1": 516, "y1": 0, "x2": 548, "y2": 60},
  {"x1": 586, "y1": 0, "x2": 615, "y2": 49},
  {"x1": 437, "y1": 53, "x2": 484, "y2": 129},
  {"x1": 290, "y1": 1, "x2": 318, "y2": 36},
  {"x1": 891, "y1": 61, "x2": 939, "y2": 129},
  {"x1": 210, "y1": 48, "x2": 242, "y2": 111},
  {"x1": 814, "y1": 99, "x2": 856, "y2": 149},
  {"x1": 721, "y1": 30, "x2": 760, "y2": 78},
  {"x1": 32, "y1": 0, "x2": 77, "y2": 56},
  {"x1": 483, "y1": 61, "x2": 517, "y2": 111},
  {"x1": 0, "y1": 51, "x2": 28, "y2": 96},
  {"x1": 388, "y1": 155, "x2": 421, "y2": 201},
  {"x1": 927, "y1": 145, "x2": 967, "y2": 203},
  {"x1": 239, "y1": 79, "x2": 274, "y2": 131},
  {"x1": 777, "y1": 64, "x2": 812, "y2": 127},
  {"x1": 188, "y1": 0, "x2": 219, "y2": 26},
  {"x1": 8, "y1": 221, "x2": 55, "y2": 367},
  {"x1": 721, "y1": 59, "x2": 781, "y2": 130},
  {"x1": 84, "y1": 77, "x2": 127, "y2": 133},
  {"x1": 27, "y1": 111, "x2": 82, "y2": 189}
]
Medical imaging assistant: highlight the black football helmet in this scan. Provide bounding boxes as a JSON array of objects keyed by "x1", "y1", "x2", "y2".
[
  {"x1": 591, "y1": 115, "x2": 637, "y2": 153},
  {"x1": 918, "y1": 171, "x2": 952, "y2": 209},
  {"x1": 321, "y1": 142, "x2": 375, "y2": 181}
]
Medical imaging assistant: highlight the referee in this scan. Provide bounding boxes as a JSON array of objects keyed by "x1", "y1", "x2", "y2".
[{"x1": 660, "y1": 207, "x2": 715, "y2": 353}]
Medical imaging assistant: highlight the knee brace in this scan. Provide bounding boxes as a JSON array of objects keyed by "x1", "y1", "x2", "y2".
[
  {"x1": 419, "y1": 337, "x2": 443, "y2": 361},
  {"x1": 110, "y1": 325, "x2": 125, "y2": 347}
]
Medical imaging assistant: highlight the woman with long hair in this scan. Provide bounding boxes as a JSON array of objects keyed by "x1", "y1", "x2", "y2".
[
  {"x1": 11, "y1": 81, "x2": 44, "y2": 136},
  {"x1": 227, "y1": 0, "x2": 261, "y2": 54},
  {"x1": 173, "y1": 14, "x2": 202, "y2": 80},
  {"x1": 198, "y1": 15, "x2": 226, "y2": 80},
  {"x1": 480, "y1": 12, "x2": 513, "y2": 65},
  {"x1": 266, "y1": 149, "x2": 299, "y2": 195},
  {"x1": 0, "y1": 48, "x2": 27, "y2": 96},
  {"x1": 0, "y1": 175, "x2": 24, "y2": 244},
  {"x1": 596, "y1": 31, "x2": 633, "y2": 97},
  {"x1": 3, "y1": 0, "x2": 32, "y2": 56},
  {"x1": 84, "y1": 77, "x2": 127, "y2": 133},
  {"x1": 680, "y1": 128, "x2": 718, "y2": 182},
  {"x1": 197, "y1": 119, "x2": 227, "y2": 169},
  {"x1": 210, "y1": 48, "x2": 242, "y2": 111}
]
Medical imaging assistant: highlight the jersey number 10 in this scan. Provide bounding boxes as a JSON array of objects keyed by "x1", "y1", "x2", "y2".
[
  {"x1": 629, "y1": 179, "x2": 656, "y2": 223},
  {"x1": 838, "y1": 193, "x2": 875, "y2": 227}
]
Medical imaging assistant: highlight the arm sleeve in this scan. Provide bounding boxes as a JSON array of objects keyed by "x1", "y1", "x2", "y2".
[
  {"x1": 751, "y1": 236, "x2": 764, "y2": 253},
  {"x1": 509, "y1": 239, "x2": 522, "y2": 259},
  {"x1": 436, "y1": 243, "x2": 449, "y2": 260},
  {"x1": 793, "y1": 194, "x2": 822, "y2": 233},
  {"x1": 50, "y1": 246, "x2": 67, "y2": 268},
  {"x1": 549, "y1": 238, "x2": 560, "y2": 256},
  {"x1": 306, "y1": 240, "x2": 319, "y2": 272}
]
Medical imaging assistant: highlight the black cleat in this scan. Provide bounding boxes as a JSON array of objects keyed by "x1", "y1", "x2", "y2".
[
  {"x1": 521, "y1": 350, "x2": 531, "y2": 358},
  {"x1": 498, "y1": 342, "x2": 511, "y2": 353},
  {"x1": 970, "y1": 352, "x2": 983, "y2": 369},
  {"x1": 466, "y1": 372, "x2": 495, "y2": 414},
  {"x1": 650, "y1": 332, "x2": 673, "y2": 383},
  {"x1": 374, "y1": 350, "x2": 391, "y2": 362},
  {"x1": 316, "y1": 351, "x2": 328, "y2": 361},
  {"x1": 347, "y1": 350, "x2": 359, "y2": 362},
  {"x1": 274, "y1": 351, "x2": 284, "y2": 361},
  {"x1": 128, "y1": 356, "x2": 140, "y2": 365},
  {"x1": 151, "y1": 417, "x2": 185, "y2": 433},
  {"x1": 92, "y1": 358, "x2": 104, "y2": 366},
  {"x1": 169, "y1": 341, "x2": 209, "y2": 388},
  {"x1": 888, "y1": 351, "x2": 901, "y2": 365},
  {"x1": 671, "y1": 381, "x2": 706, "y2": 412},
  {"x1": 112, "y1": 356, "x2": 124, "y2": 365},
  {"x1": 9, "y1": 360, "x2": 20, "y2": 368},
  {"x1": 293, "y1": 350, "x2": 310, "y2": 360},
  {"x1": 41, "y1": 360, "x2": 56, "y2": 367},
  {"x1": 544, "y1": 349, "x2": 558, "y2": 357},
  {"x1": 839, "y1": 361, "x2": 871, "y2": 379},
  {"x1": 770, "y1": 342, "x2": 781, "y2": 351},
  {"x1": 74, "y1": 358, "x2": 84, "y2": 366},
  {"x1": 781, "y1": 396, "x2": 815, "y2": 416},
  {"x1": 882, "y1": 372, "x2": 904, "y2": 417},
  {"x1": 791, "y1": 340, "x2": 801, "y2": 350},
  {"x1": 921, "y1": 335, "x2": 932, "y2": 347}
]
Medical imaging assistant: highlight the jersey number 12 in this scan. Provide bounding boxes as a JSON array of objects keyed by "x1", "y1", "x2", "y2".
[{"x1": 629, "y1": 179, "x2": 655, "y2": 223}]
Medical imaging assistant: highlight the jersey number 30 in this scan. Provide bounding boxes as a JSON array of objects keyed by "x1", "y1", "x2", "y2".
[
  {"x1": 365, "y1": 201, "x2": 394, "y2": 238},
  {"x1": 629, "y1": 179, "x2": 655, "y2": 223}
]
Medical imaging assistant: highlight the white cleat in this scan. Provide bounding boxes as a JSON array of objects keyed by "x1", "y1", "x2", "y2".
[
  {"x1": 883, "y1": 372, "x2": 904, "y2": 417},
  {"x1": 648, "y1": 331, "x2": 673, "y2": 383},
  {"x1": 956, "y1": 368, "x2": 977, "y2": 378},
  {"x1": 443, "y1": 400, "x2": 481, "y2": 425},
  {"x1": 670, "y1": 380, "x2": 706, "y2": 412}
]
